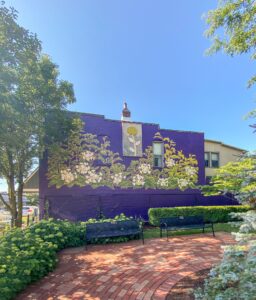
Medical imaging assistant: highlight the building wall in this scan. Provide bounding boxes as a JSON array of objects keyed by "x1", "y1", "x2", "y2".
[
  {"x1": 204, "y1": 140, "x2": 245, "y2": 177},
  {"x1": 39, "y1": 113, "x2": 238, "y2": 221}
]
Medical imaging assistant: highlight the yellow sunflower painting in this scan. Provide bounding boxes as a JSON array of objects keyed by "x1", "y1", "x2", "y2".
[{"x1": 122, "y1": 122, "x2": 142, "y2": 157}]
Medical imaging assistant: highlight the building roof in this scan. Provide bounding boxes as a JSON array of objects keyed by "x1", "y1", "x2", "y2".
[
  {"x1": 71, "y1": 111, "x2": 205, "y2": 134},
  {"x1": 205, "y1": 139, "x2": 246, "y2": 152},
  {"x1": 23, "y1": 168, "x2": 39, "y2": 193}
]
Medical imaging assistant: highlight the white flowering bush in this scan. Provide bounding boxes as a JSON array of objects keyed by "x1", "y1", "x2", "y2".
[
  {"x1": 196, "y1": 153, "x2": 256, "y2": 300},
  {"x1": 48, "y1": 121, "x2": 198, "y2": 190}
]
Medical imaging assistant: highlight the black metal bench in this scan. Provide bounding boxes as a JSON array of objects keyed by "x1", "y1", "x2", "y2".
[
  {"x1": 85, "y1": 219, "x2": 144, "y2": 249},
  {"x1": 159, "y1": 216, "x2": 215, "y2": 240}
]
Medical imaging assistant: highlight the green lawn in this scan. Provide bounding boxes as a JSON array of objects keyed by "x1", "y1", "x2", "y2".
[{"x1": 143, "y1": 222, "x2": 238, "y2": 239}]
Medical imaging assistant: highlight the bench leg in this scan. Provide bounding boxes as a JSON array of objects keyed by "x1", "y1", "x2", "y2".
[
  {"x1": 166, "y1": 229, "x2": 168, "y2": 241},
  {"x1": 212, "y1": 224, "x2": 215, "y2": 237},
  {"x1": 160, "y1": 228, "x2": 162, "y2": 238},
  {"x1": 202, "y1": 226, "x2": 205, "y2": 234},
  {"x1": 141, "y1": 231, "x2": 144, "y2": 245}
]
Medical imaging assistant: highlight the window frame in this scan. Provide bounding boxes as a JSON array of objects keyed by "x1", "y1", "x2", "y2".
[
  {"x1": 210, "y1": 152, "x2": 220, "y2": 168},
  {"x1": 204, "y1": 152, "x2": 210, "y2": 168},
  {"x1": 152, "y1": 141, "x2": 164, "y2": 168}
]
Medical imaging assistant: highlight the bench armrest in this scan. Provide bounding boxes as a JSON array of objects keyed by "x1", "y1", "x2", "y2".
[{"x1": 160, "y1": 222, "x2": 168, "y2": 228}]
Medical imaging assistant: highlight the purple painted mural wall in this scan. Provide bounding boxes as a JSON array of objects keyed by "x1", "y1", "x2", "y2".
[{"x1": 39, "y1": 113, "x2": 237, "y2": 221}]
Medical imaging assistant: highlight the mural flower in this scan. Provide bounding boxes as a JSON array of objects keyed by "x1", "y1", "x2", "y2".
[
  {"x1": 132, "y1": 174, "x2": 145, "y2": 186},
  {"x1": 75, "y1": 162, "x2": 90, "y2": 175},
  {"x1": 166, "y1": 158, "x2": 176, "y2": 168},
  {"x1": 138, "y1": 163, "x2": 152, "y2": 175},
  {"x1": 81, "y1": 151, "x2": 95, "y2": 161},
  {"x1": 177, "y1": 178, "x2": 190, "y2": 189},
  {"x1": 127, "y1": 126, "x2": 138, "y2": 136},
  {"x1": 60, "y1": 169, "x2": 76, "y2": 184},
  {"x1": 157, "y1": 178, "x2": 169, "y2": 188},
  {"x1": 185, "y1": 166, "x2": 197, "y2": 177},
  {"x1": 111, "y1": 172, "x2": 125, "y2": 186}
]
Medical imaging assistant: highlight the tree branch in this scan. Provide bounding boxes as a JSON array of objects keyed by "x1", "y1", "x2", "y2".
[{"x1": 0, "y1": 193, "x2": 12, "y2": 212}]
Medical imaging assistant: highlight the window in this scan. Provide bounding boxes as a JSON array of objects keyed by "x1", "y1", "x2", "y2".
[
  {"x1": 153, "y1": 142, "x2": 164, "y2": 167},
  {"x1": 204, "y1": 152, "x2": 210, "y2": 167},
  {"x1": 204, "y1": 152, "x2": 220, "y2": 168},
  {"x1": 211, "y1": 152, "x2": 219, "y2": 168}
]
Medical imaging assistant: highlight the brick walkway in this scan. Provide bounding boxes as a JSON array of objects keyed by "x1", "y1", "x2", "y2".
[{"x1": 16, "y1": 233, "x2": 234, "y2": 300}]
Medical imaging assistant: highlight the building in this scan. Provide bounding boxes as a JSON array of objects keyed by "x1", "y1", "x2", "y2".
[
  {"x1": 204, "y1": 140, "x2": 245, "y2": 183},
  {"x1": 38, "y1": 104, "x2": 243, "y2": 221},
  {"x1": 23, "y1": 168, "x2": 39, "y2": 194}
]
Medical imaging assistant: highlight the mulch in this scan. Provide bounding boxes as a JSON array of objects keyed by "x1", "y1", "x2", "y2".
[{"x1": 165, "y1": 268, "x2": 210, "y2": 300}]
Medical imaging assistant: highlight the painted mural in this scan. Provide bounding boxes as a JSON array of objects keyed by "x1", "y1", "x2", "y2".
[
  {"x1": 47, "y1": 120, "x2": 199, "y2": 190},
  {"x1": 122, "y1": 122, "x2": 142, "y2": 157}
]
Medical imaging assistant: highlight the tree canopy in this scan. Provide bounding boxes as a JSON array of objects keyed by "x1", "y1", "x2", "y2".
[
  {"x1": 0, "y1": 3, "x2": 76, "y2": 226},
  {"x1": 205, "y1": 0, "x2": 256, "y2": 87}
]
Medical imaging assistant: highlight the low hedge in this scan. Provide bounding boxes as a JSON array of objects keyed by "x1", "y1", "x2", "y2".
[
  {"x1": 148, "y1": 205, "x2": 251, "y2": 226},
  {"x1": 0, "y1": 214, "x2": 134, "y2": 300}
]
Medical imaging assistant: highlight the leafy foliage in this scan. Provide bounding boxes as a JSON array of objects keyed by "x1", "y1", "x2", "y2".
[
  {"x1": 0, "y1": 219, "x2": 84, "y2": 300},
  {"x1": 148, "y1": 205, "x2": 251, "y2": 226},
  {"x1": 196, "y1": 152, "x2": 256, "y2": 299},
  {"x1": 0, "y1": 214, "x2": 137, "y2": 300},
  {"x1": 0, "y1": 2, "x2": 76, "y2": 227},
  {"x1": 195, "y1": 211, "x2": 256, "y2": 300},
  {"x1": 205, "y1": 0, "x2": 256, "y2": 87},
  {"x1": 202, "y1": 153, "x2": 256, "y2": 207},
  {"x1": 47, "y1": 127, "x2": 199, "y2": 190}
]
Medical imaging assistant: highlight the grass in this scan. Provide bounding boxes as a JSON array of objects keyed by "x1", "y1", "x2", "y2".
[{"x1": 143, "y1": 222, "x2": 238, "y2": 239}]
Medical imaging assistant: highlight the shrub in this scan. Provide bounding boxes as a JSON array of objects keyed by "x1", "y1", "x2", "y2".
[
  {"x1": 195, "y1": 210, "x2": 256, "y2": 300},
  {"x1": 148, "y1": 205, "x2": 251, "y2": 226},
  {"x1": 0, "y1": 214, "x2": 137, "y2": 300}
]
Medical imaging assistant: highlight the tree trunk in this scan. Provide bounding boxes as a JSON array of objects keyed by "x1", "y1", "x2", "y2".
[
  {"x1": 6, "y1": 151, "x2": 18, "y2": 227},
  {"x1": 17, "y1": 181, "x2": 24, "y2": 227}
]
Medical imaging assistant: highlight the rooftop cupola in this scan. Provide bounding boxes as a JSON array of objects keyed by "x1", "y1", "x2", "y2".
[{"x1": 121, "y1": 102, "x2": 131, "y2": 121}]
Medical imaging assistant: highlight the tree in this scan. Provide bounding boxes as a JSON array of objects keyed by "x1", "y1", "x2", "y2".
[
  {"x1": 201, "y1": 155, "x2": 256, "y2": 207},
  {"x1": 196, "y1": 153, "x2": 256, "y2": 299},
  {"x1": 0, "y1": 3, "x2": 76, "y2": 227},
  {"x1": 205, "y1": 0, "x2": 256, "y2": 87},
  {"x1": 196, "y1": 2, "x2": 256, "y2": 298}
]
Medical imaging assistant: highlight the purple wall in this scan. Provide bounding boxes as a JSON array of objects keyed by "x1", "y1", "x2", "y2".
[{"x1": 39, "y1": 113, "x2": 237, "y2": 221}]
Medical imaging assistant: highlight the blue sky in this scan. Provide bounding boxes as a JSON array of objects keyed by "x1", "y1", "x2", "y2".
[{"x1": 0, "y1": 1, "x2": 255, "y2": 191}]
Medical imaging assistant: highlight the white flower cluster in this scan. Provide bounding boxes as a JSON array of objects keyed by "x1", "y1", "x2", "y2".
[
  {"x1": 157, "y1": 178, "x2": 169, "y2": 187},
  {"x1": 85, "y1": 170, "x2": 102, "y2": 184},
  {"x1": 60, "y1": 169, "x2": 76, "y2": 184},
  {"x1": 81, "y1": 150, "x2": 95, "y2": 161},
  {"x1": 132, "y1": 174, "x2": 145, "y2": 186},
  {"x1": 111, "y1": 172, "x2": 124, "y2": 185},
  {"x1": 75, "y1": 162, "x2": 90, "y2": 175},
  {"x1": 138, "y1": 163, "x2": 151, "y2": 174},
  {"x1": 166, "y1": 158, "x2": 176, "y2": 168},
  {"x1": 185, "y1": 166, "x2": 196, "y2": 177},
  {"x1": 177, "y1": 178, "x2": 189, "y2": 189}
]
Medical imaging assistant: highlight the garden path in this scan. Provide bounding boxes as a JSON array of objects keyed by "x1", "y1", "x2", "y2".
[{"x1": 16, "y1": 233, "x2": 234, "y2": 300}]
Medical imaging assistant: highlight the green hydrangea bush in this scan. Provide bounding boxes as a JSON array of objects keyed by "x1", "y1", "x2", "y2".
[
  {"x1": 0, "y1": 219, "x2": 85, "y2": 300},
  {"x1": 0, "y1": 214, "x2": 136, "y2": 300}
]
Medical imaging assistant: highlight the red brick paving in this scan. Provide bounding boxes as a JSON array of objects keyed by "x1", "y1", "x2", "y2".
[{"x1": 16, "y1": 233, "x2": 234, "y2": 300}]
